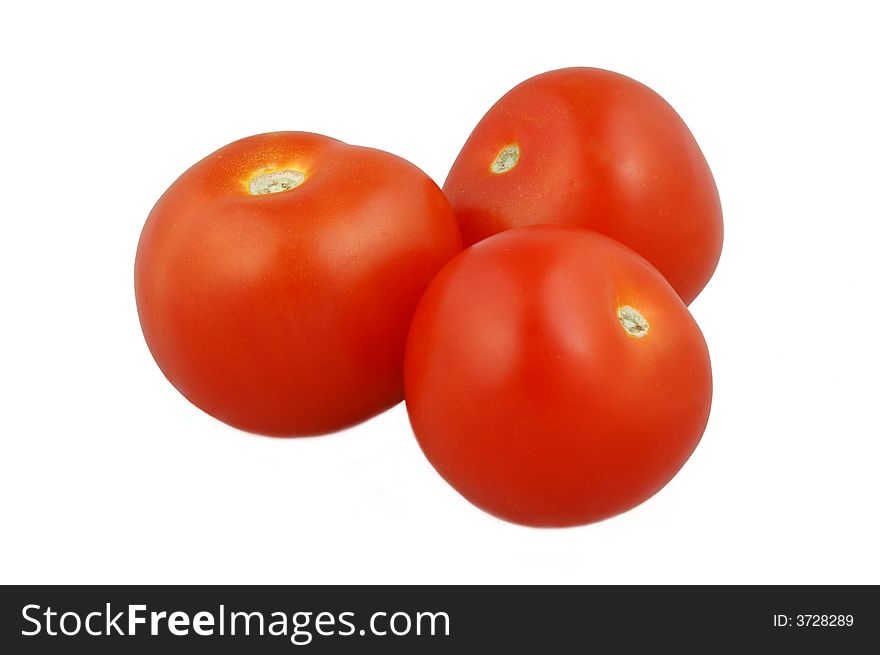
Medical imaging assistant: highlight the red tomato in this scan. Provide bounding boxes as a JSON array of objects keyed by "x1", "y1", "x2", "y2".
[
  {"x1": 443, "y1": 67, "x2": 723, "y2": 304},
  {"x1": 404, "y1": 225, "x2": 712, "y2": 526},
  {"x1": 136, "y1": 132, "x2": 461, "y2": 436}
]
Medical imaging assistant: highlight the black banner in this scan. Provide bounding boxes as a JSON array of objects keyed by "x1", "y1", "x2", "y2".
[{"x1": 1, "y1": 585, "x2": 875, "y2": 653}]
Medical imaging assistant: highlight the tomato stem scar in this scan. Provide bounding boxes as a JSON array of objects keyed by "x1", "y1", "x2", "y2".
[
  {"x1": 248, "y1": 170, "x2": 305, "y2": 195},
  {"x1": 491, "y1": 144, "x2": 520, "y2": 174},
  {"x1": 617, "y1": 305, "x2": 649, "y2": 338}
]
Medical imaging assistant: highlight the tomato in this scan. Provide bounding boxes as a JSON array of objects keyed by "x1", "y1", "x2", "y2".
[
  {"x1": 404, "y1": 225, "x2": 712, "y2": 526},
  {"x1": 443, "y1": 67, "x2": 723, "y2": 304},
  {"x1": 135, "y1": 132, "x2": 462, "y2": 436}
]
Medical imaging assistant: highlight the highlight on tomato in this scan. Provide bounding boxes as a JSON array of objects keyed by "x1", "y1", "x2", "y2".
[
  {"x1": 404, "y1": 225, "x2": 712, "y2": 527},
  {"x1": 135, "y1": 131, "x2": 462, "y2": 436}
]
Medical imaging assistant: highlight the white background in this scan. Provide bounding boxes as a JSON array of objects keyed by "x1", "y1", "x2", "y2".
[{"x1": 2, "y1": 1, "x2": 878, "y2": 584}]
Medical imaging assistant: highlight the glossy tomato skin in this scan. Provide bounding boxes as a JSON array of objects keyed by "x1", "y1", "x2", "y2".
[
  {"x1": 443, "y1": 67, "x2": 723, "y2": 304},
  {"x1": 136, "y1": 132, "x2": 461, "y2": 436},
  {"x1": 404, "y1": 225, "x2": 712, "y2": 527}
]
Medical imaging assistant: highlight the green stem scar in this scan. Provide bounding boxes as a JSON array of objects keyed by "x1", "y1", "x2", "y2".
[
  {"x1": 491, "y1": 144, "x2": 520, "y2": 174},
  {"x1": 618, "y1": 305, "x2": 649, "y2": 338},
  {"x1": 249, "y1": 170, "x2": 305, "y2": 195}
]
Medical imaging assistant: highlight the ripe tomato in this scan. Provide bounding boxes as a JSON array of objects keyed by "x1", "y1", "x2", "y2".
[
  {"x1": 404, "y1": 225, "x2": 712, "y2": 526},
  {"x1": 443, "y1": 67, "x2": 723, "y2": 304},
  {"x1": 136, "y1": 132, "x2": 461, "y2": 436}
]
